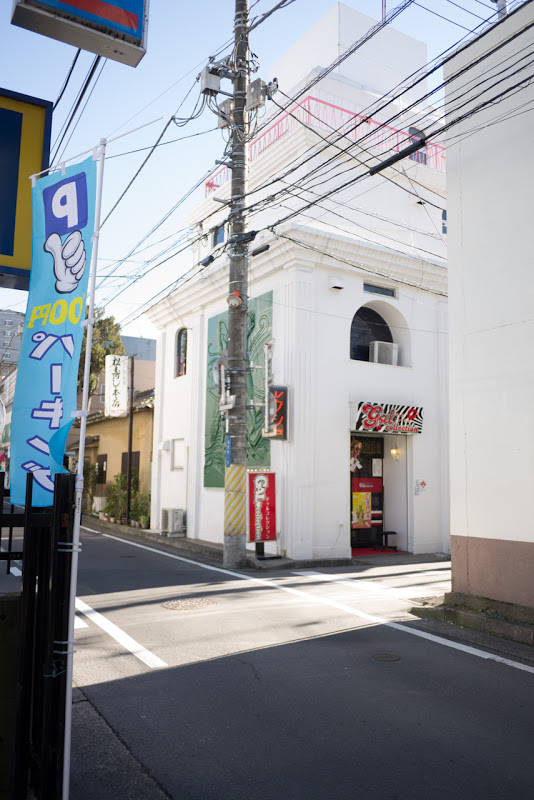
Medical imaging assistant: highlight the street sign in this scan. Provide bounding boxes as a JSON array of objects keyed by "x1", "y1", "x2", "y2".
[
  {"x1": 0, "y1": 88, "x2": 52, "y2": 291},
  {"x1": 11, "y1": 0, "x2": 149, "y2": 66}
]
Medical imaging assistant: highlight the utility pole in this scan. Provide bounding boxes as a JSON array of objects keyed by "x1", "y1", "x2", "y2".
[
  {"x1": 126, "y1": 354, "x2": 135, "y2": 523},
  {"x1": 223, "y1": 0, "x2": 250, "y2": 568}
]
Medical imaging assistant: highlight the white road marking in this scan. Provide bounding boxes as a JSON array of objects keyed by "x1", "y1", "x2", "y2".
[
  {"x1": 75, "y1": 597, "x2": 167, "y2": 669},
  {"x1": 0, "y1": 546, "x2": 22, "y2": 576},
  {"x1": 81, "y1": 527, "x2": 534, "y2": 675},
  {"x1": 292, "y1": 570, "x2": 450, "y2": 603},
  {"x1": 74, "y1": 615, "x2": 88, "y2": 629}
]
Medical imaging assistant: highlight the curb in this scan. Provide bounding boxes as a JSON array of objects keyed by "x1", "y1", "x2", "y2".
[{"x1": 411, "y1": 592, "x2": 534, "y2": 649}]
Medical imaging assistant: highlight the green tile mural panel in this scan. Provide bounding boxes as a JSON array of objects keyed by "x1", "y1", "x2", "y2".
[{"x1": 204, "y1": 292, "x2": 272, "y2": 487}]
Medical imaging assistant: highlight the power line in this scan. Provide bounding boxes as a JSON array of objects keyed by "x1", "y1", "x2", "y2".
[
  {"x1": 54, "y1": 58, "x2": 107, "y2": 164},
  {"x1": 50, "y1": 55, "x2": 102, "y2": 164},
  {"x1": 53, "y1": 49, "x2": 81, "y2": 110},
  {"x1": 239, "y1": 18, "x2": 534, "y2": 221},
  {"x1": 248, "y1": 0, "x2": 297, "y2": 32}
]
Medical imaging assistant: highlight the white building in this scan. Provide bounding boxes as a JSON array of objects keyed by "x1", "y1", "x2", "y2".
[
  {"x1": 445, "y1": 2, "x2": 534, "y2": 607},
  {"x1": 147, "y1": 4, "x2": 449, "y2": 560}
]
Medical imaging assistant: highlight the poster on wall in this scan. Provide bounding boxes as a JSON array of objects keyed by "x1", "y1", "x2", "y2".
[
  {"x1": 248, "y1": 471, "x2": 276, "y2": 542},
  {"x1": 352, "y1": 492, "x2": 372, "y2": 529},
  {"x1": 353, "y1": 402, "x2": 424, "y2": 434},
  {"x1": 204, "y1": 292, "x2": 272, "y2": 487}
]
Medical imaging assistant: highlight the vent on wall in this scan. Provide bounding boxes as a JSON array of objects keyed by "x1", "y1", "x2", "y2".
[
  {"x1": 369, "y1": 341, "x2": 398, "y2": 366},
  {"x1": 161, "y1": 508, "x2": 186, "y2": 537}
]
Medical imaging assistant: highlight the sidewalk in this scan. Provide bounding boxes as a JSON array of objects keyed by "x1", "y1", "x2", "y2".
[{"x1": 80, "y1": 514, "x2": 450, "y2": 571}]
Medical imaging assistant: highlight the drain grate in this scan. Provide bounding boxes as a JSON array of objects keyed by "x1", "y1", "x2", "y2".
[
  {"x1": 372, "y1": 653, "x2": 401, "y2": 662},
  {"x1": 162, "y1": 597, "x2": 216, "y2": 611}
]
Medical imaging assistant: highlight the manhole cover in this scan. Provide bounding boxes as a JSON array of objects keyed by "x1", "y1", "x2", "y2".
[
  {"x1": 162, "y1": 597, "x2": 215, "y2": 611},
  {"x1": 372, "y1": 653, "x2": 401, "y2": 662}
]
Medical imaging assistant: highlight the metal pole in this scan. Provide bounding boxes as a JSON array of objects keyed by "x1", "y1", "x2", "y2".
[
  {"x1": 126, "y1": 354, "x2": 135, "y2": 523},
  {"x1": 62, "y1": 137, "x2": 106, "y2": 798},
  {"x1": 223, "y1": 0, "x2": 250, "y2": 569}
]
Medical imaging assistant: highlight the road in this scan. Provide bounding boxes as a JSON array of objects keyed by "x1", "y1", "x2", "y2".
[
  {"x1": 3, "y1": 521, "x2": 534, "y2": 799},
  {"x1": 65, "y1": 525, "x2": 534, "y2": 800}
]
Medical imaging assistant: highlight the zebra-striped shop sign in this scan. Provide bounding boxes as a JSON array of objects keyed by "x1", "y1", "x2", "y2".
[{"x1": 355, "y1": 402, "x2": 423, "y2": 434}]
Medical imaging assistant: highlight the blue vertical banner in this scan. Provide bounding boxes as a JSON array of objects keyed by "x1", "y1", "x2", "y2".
[{"x1": 10, "y1": 156, "x2": 97, "y2": 506}]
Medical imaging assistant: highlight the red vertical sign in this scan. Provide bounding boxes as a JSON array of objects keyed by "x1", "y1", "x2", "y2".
[{"x1": 248, "y1": 472, "x2": 277, "y2": 542}]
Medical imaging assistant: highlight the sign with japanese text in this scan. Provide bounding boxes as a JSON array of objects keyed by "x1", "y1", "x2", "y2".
[
  {"x1": 353, "y1": 402, "x2": 424, "y2": 434},
  {"x1": 248, "y1": 472, "x2": 276, "y2": 542},
  {"x1": 12, "y1": 1, "x2": 148, "y2": 67},
  {"x1": 262, "y1": 385, "x2": 288, "y2": 440},
  {"x1": 0, "y1": 88, "x2": 52, "y2": 290},
  {"x1": 105, "y1": 354, "x2": 128, "y2": 416},
  {"x1": 10, "y1": 156, "x2": 97, "y2": 506}
]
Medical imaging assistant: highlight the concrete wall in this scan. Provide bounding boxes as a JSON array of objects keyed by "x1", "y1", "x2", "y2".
[{"x1": 445, "y1": 4, "x2": 534, "y2": 606}]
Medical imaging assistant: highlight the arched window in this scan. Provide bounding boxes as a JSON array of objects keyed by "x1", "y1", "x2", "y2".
[
  {"x1": 175, "y1": 328, "x2": 187, "y2": 377},
  {"x1": 350, "y1": 307, "x2": 393, "y2": 361}
]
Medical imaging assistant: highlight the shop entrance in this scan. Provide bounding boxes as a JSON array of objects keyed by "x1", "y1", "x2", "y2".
[{"x1": 350, "y1": 436, "x2": 384, "y2": 549}]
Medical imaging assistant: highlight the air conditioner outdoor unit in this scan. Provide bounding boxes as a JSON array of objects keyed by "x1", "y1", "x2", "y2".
[
  {"x1": 161, "y1": 508, "x2": 186, "y2": 537},
  {"x1": 369, "y1": 341, "x2": 398, "y2": 366}
]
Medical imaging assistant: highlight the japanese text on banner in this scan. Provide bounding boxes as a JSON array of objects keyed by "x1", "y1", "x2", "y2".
[{"x1": 10, "y1": 156, "x2": 97, "y2": 505}]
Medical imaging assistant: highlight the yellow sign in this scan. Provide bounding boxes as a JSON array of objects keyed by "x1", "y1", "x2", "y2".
[
  {"x1": 0, "y1": 88, "x2": 52, "y2": 290},
  {"x1": 352, "y1": 492, "x2": 372, "y2": 529}
]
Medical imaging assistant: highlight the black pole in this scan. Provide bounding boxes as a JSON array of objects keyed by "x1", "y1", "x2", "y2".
[{"x1": 126, "y1": 355, "x2": 135, "y2": 523}]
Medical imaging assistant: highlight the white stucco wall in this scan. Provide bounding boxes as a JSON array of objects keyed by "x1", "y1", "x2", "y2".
[
  {"x1": 270, "y1": 3, "x2": 428, "y2": 103},
  {"x1": 149, "y1": 229, "x2": 449, "y2": 558},
  {"x1": 147, "y1": 4, "x2": 450, "y2": 558},
  {"x1": 445, "y1": 3, "x2": 534, "y2": 545}
]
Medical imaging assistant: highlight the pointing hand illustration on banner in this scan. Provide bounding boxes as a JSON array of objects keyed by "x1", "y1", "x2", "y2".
[
  {"x1": 10, "y1": 157, "x2": 97, "y2": 506},
  {"x1": 44, "y1": 230, "x2": 86, "y2": 293}
]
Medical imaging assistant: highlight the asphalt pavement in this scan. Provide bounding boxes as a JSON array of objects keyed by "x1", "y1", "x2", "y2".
[
  {"x1": 67, "y1": 523, "x2": 534, "y2": 800},
  {"x1": 3, "y1": 518, "x2": 534, "y2": 799}
]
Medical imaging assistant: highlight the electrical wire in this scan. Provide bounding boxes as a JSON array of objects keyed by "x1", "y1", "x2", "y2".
[
  {"x1": 50, "y1": 55, "x2": 102, "y2": 164},
  {"x1": 53, "y1": 49, "x2": 82, "y2": 110},
  {"x1": 107, "y1": 0, "x2": 531, "y2": 328},
  {"x1": 54, "y1": 57, "x2": 107, "y2": 165},
  {"x1": 238, "y1": 16, "x2": 534, "y2": 221},
  {"x1": 248, "y1": 0, "x2": 297, "y2": 32},
  {"x1": 235, "y1": 0, "x2": 518, "y2": 204}
]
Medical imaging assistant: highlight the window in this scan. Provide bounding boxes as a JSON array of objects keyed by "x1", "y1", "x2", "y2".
[
  {"x1": 96, "y1": 454, "x2": 107, "y2": 484},
  {"x1": 350, "y1": 307, "x2": 394, "y2": 361},
  {"x1": 4, "y1": 352, "x2": 10, "y2": 359},
  {"x1": 363, "y1": 283, "x2": 395, "y2": 298},
  {"x1": 4, "y1": 320, "x2": 13, "y2": 326},
  {"x1": 175, "y1": 328, "x2": 187, "y2": 377},
  {"x1": 121, "y1": 451, "x2": 140, "y2": 491},
  {"x1": 408, "y1": 127, "x2": 427, "y2": 166},
  {"x1": 442, "y1": 210, "x2": 447, "y2": 235},
  {"x1": 212, "y1": 225, "x2": 225, "y2": 247}
]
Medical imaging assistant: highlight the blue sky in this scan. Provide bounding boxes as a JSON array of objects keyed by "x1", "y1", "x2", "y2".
[{"x1": 0, "y1": 0, "x2": 505, "y2": 337}]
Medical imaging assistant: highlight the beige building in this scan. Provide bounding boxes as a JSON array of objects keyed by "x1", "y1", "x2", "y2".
[{"x1": 70, "y1": 389, "x2": 154, "y2": 506}]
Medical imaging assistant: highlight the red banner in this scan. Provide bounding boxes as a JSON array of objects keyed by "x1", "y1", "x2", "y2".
[{"x1": 248, "y1": 472, "x2": 276, "y2": 542}]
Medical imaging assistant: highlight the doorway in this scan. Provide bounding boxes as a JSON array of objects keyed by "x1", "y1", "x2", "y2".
[{"x1": 350, "y1": 436, "x2": 384, "y2": 548}]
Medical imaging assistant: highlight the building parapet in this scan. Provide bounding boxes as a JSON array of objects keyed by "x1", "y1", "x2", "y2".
[{"x1": 204, "y1": 94, "x2": 446, "y2": 196}]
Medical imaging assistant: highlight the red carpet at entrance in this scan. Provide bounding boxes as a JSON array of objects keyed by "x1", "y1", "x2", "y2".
[{"x1": 352, "y1": 548, "x2": 403, "y2": 556}]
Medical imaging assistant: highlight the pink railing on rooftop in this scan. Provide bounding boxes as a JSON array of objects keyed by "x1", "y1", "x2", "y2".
[{"x1": 204, "y1": 95, "x2": 445, "y2": 196}]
